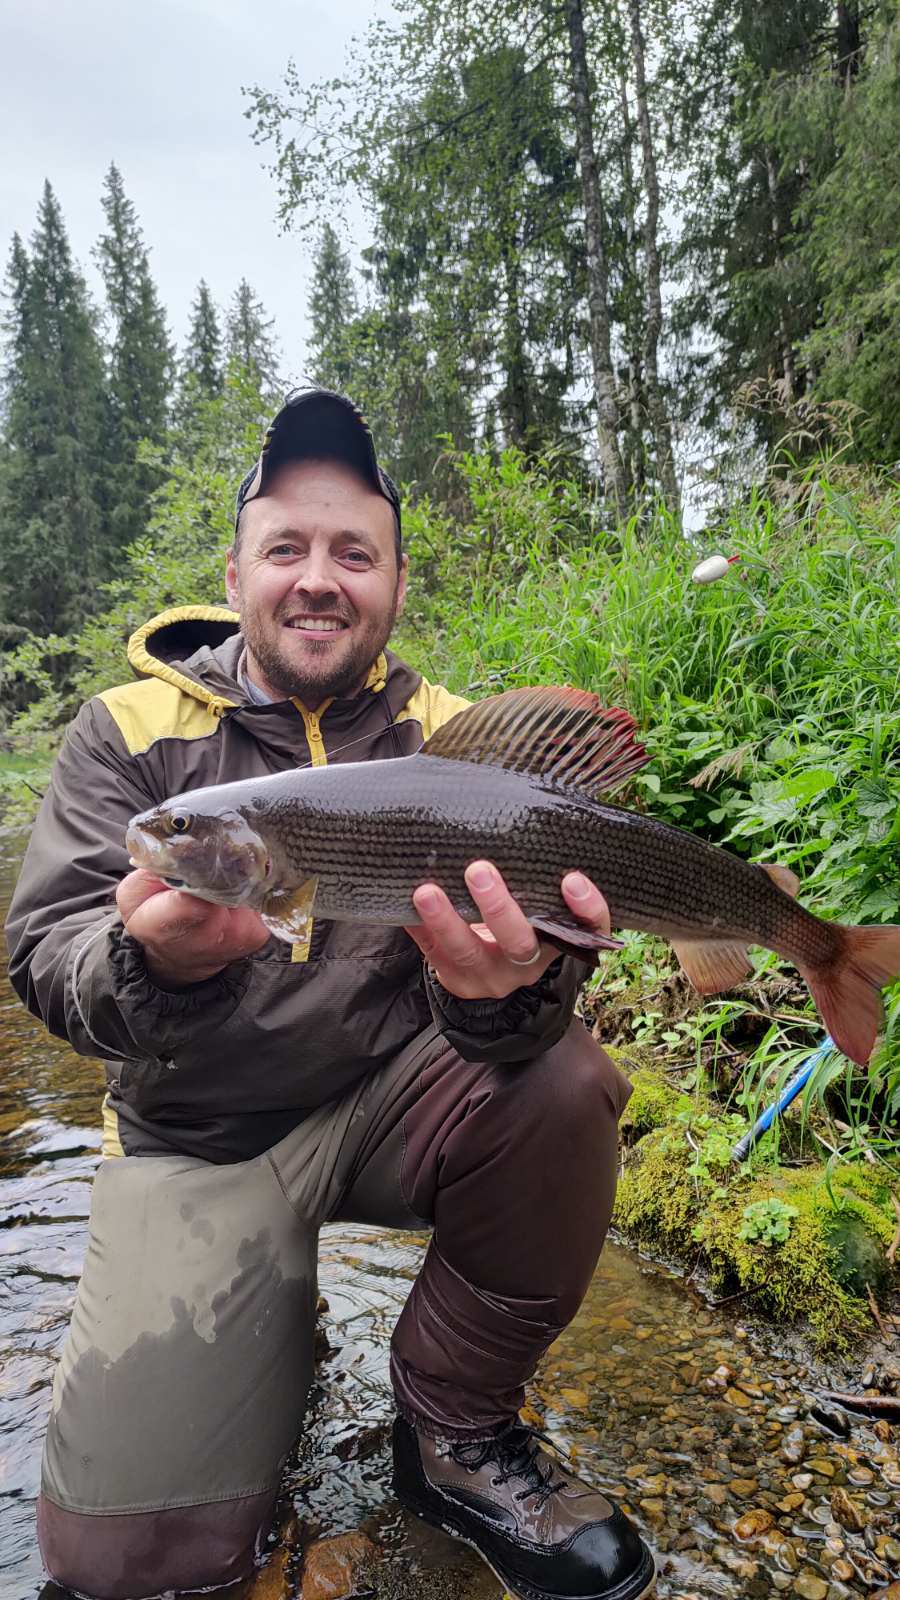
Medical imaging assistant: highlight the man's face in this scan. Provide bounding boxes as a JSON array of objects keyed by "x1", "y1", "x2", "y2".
[{"x1": 226, "y1": 459, "x2": 407, "y2": 706}]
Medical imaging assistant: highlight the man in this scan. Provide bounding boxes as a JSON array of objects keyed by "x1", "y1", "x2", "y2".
[{"x1": 6, "y1": 388, "x2": 655, "y2": 1600}]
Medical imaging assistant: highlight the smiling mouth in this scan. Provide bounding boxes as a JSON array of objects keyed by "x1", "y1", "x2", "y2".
[{"x1": 283, "y1": 617, "x2": 350, "y2": 634}]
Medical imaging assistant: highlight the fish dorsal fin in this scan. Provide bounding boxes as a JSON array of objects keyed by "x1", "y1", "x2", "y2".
[{"x1": 421, "y1": 686, "x2": 649, "y2": 796}]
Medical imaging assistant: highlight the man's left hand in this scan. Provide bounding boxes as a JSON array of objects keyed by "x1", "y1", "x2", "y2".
[{"x1": 404, "y1": 862, "x2": 611, "y2": 1000}]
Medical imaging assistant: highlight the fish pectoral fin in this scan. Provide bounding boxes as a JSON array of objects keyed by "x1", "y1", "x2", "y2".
[
  {"x1": 531, "y1": 915, "x2": 624, "y2": 968},
  {"x1": 261, "y1": 877, "x2": 319, "y2": 944},
  {"x1": 420, "y1": 685, "x2": 649, "y2": 795},
  {"x1": 671, "y1": 936, "x2": 754, "y2": 994}
]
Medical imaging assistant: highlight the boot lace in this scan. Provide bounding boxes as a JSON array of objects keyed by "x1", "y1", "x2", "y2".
[{"x1": 450, "y1": 1422, "x2": 569, "y2": 1508}]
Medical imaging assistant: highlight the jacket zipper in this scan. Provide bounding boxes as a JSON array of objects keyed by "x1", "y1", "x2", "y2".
[{"x1": 290, "y1": 703, "x2": 330, "y2": 961}]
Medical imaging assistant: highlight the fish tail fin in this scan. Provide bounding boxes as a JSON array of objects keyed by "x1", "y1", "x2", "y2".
[{"x1": 802, "y1": 924, "x2": 900, "y2": 1068}]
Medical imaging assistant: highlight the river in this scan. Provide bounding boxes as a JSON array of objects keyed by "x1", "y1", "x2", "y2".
[{"x1": 1, "y1": 839, "x2": 897, "y2": 1600}]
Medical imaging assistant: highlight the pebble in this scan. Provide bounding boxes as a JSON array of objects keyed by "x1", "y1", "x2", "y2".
[
  {"x1": 832, "y1": 1560, "x2": 855, "y2": 1582},
  {"x1": 793, "y1": 1472, "x2": 814, "y2": 1490},
  {"x1": 848, "y1": 1465, "x2": 874, "y2": 1485},
  {"x1": 300, "y1": 1532, "x2": 377, "y2": 1599},
  {"x1": 781, "y1": 1426, "x2": 807, "y2": 1464},
  {"x1": 830, "y1": 1486, "x2": 869, "y2": 1532},
  {"x1": 871, "y1": 1588, "x2": 900, "y2": 1600},
  {"x1": 880, "y1": 1537, "x2": 900, "y2": 1562},
  {"x1": 874, "y1": 1421, "x2": 892, "y2": 1442},
  {"x1": 794, "y1": 1573, "x2": 828, "y2": 1600},
  {"x1": 807, "y1": 1457, "x2": 836, "y2": 1477},
  {"x1": 728, "y1": 1476, "x2": 758, "y2": 1495},
  {"x1": 725, "y1": 1385, "x2": 752, "y2": 1409},
  {"x1": 772, "y1": 1576, "x2": 793, "y2": 1592},
  {"x1": 734, "y1": 1509, "x2": 775, "y2": 1540}
]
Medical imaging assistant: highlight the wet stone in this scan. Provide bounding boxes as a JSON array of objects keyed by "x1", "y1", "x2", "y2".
[
  {"x1": 781, "y1": 1427, "x2": 807, "y2": 1464},
  {"x1": 734, "y1": 1508, "x2": 775, "y2": 1541},
  {"x1": 830, "y1": 1486, "x2": 869, "y2": 1532},
  {"x1": 300, "y1": 1532, "x2": 378, "y2": 1599},
  {"x1": 725, "y1": 1384, "x2": 754, "y2": 1408},
  {"x1": 807, "y1": 1458, "x2": 836, "y2": 1478},
  {"x1": 794, "y1": 1573, "x2": 829, "y2": 1600},
  {"x1": 728, "y1": 1476, "x2": 759, "y2": 1496}
]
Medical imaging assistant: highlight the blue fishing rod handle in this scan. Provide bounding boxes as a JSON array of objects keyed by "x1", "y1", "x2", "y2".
[{"x1": 731, "y1": 1036, "x2": 836, "y2": 1164}]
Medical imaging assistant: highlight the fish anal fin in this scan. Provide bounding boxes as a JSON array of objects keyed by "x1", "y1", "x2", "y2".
[
  {"x1": 262, "y1": 876, "x2": 318, "y2": 944},
  {"x1": 422, "y1": 686, "x2": 649, "y2": 796},
  {"x1": 672, "y1": 936, "x2": 754, "y2": 994},
  {"x1": 761, "y1": 863, "x2": 801, "y2": 898},
  {"x1": 531, "y1": 915, "x2": 624, "y2": 968}
]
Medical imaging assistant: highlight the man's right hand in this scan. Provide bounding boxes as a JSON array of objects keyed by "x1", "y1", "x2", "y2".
[{"x1": 116, "y1": 869, "x2": 270, "y2": 991}]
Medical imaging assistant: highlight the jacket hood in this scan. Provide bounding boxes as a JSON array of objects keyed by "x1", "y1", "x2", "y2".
[{"x1": 126, "y1": 605, "x2": 394, "y2": 716}]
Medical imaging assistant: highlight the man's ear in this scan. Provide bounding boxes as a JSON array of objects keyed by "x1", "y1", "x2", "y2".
[
  {"x1": 395, "y1": 552, "x2": 409, "y2": 616},
  {"x1": 225, "y1": 548, "x2": 240, "y2": 611}
]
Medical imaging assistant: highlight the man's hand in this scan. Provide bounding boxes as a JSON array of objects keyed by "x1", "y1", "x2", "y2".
[
  {"x1": 404, "y1": 862, "x2": 611, "y2": 1001},
  {"x1": 116, "y1": 869, "x2": 270, "y2": 991}
]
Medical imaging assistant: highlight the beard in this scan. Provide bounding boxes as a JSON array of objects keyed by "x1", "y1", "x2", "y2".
[{"x1": 239, "y1": 590, "x2": 401, "y2": 705}]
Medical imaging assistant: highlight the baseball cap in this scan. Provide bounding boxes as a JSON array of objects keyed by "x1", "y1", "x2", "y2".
[{"x1": 234, "y1": 386, "x2": 402, "y2": 555}]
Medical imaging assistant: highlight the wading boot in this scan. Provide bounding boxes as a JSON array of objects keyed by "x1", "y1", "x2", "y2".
[{"x1": 392, "y1": 1416, "x2": 656, "y2": 1600}]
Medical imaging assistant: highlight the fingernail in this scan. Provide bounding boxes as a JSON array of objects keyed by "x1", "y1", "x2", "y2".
[
  {"x1": 565, "y1": 872, "x2": 592, "y2": 900},
  {"x1": 467, "y1": 863, "x2": 495, "y2": 891},
  {"x1": 416, "y1": 886, "x2": 440, "y2": 913}
]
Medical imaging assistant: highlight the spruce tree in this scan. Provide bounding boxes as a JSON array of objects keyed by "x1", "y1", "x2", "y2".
[
  {"x1": 0, "y1": 184, "x2": 108, "y2": 634},
  {"x1": 176, "y1": 279, "x2": 224, "y2": 433},
  {"x1": 95, "y1": 163, "x2": 173, "y2": 549},
  {"x1": 308, "y1": 224, "x2": 358, "y2": 392},
  {"x1": 183, "y1": 280, "x2": 223, "y2": 398},
  {"x1": 225, "y1": 279, "x2": 279, "y2": 394}
]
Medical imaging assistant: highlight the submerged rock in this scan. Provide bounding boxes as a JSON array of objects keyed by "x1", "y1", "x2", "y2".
[{"x1": 300, "y1": 1532, "x2": 378, "y2": 1599}]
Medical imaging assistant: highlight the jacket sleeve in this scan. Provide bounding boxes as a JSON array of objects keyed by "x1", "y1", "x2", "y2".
[
  {"x1": 423, "y1": 955, "x2": 582, "y2": 1063},
  {"x1": 4, "y1": 700, "x2": 251, "y2": 1064}
]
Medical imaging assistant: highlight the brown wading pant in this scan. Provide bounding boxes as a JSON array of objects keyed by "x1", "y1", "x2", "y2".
[{"x1": 38, "y1": 1020, "x2": 631, "y2": 1600}]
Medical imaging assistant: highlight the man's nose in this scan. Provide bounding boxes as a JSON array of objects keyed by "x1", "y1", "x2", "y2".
[{"x1": 291, "y1": 554, "x2": 339, "y2": 598}]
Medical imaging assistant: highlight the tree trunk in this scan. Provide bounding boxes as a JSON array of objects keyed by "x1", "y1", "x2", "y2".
[
  {"x1": 617, "y1": 63, "x2": 646, "y2": 498},
  {"x1": 835, "y1": 2, "x2": 862, "y2": 88},
  {"x1": 564, "y1": 0, "x2": 629, "y2": 516},
  {"x1": 627, "y1": 0, "x2": 679, "y2": 517},
  {"x1": 765, "y1": 147, "x2": 797, "y2": 402}
]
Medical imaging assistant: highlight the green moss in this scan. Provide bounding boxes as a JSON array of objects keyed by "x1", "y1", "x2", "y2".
[
  {"x1": 613, "y1": 1086, "x2": 897, "y2": 1353},
  {"x1": 611, "y1": 1057, "x2": 696, "y2": 1140}
]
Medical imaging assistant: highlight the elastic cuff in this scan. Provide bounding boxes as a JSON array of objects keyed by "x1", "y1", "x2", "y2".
[
  {"x1": 108, "y1": 926, "x2": 252, "y2": 1018},
  {"x1": 425, "y1": 956, "x2": 563, "y2": 1038}
]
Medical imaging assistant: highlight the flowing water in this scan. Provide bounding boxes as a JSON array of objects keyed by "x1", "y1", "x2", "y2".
[{"x1": 1, "y1": 840, "x2": 897, "y2": 1600}]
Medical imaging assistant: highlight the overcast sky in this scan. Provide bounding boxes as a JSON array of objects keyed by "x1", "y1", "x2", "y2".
[{"x1": 1, "y1": 0, "x2": 381, "y2": 388}]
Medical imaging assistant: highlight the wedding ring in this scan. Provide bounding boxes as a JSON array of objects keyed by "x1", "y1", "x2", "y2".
[{"x1": 507, "y1": 945, "x2": 543, "y2": 968}]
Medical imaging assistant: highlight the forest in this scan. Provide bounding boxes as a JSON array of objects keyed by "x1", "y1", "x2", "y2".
[{"x1": 1, "y1": 0, "x2": 898, "y2": 1332}]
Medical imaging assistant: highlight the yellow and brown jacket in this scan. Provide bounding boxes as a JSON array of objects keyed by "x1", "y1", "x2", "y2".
[{"x1": 6, "y1": 609, "x2": 579, "y2": 1162}]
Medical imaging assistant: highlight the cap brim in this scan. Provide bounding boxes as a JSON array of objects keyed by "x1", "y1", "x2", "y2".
[{"x1": 236, "y1": 387, "x2": 400, "y2": 533}]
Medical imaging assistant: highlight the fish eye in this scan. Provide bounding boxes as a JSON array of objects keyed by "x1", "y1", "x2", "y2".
[{"x1": 170, "y1": 813, "x2": 192, "y2": 834}]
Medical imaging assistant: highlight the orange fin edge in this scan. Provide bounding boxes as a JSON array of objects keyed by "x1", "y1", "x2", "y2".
[{"x1": 671, "y1": 936, "x2": 754, "y2": 994}]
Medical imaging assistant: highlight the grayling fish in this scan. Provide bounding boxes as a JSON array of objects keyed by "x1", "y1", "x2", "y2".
[{"x1": 126, "y1": 685, "x2": 900, "y2": 1068}]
